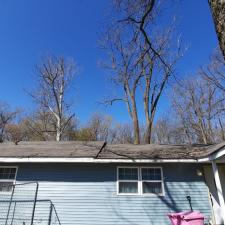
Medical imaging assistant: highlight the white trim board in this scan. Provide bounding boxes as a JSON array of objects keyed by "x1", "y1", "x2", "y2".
[
  {"x1": 198, "y1": 147, "x2": 225, "y2": 162},
  {"x1": 0, "y1": 157, "x2": 199, "y2": 163}
]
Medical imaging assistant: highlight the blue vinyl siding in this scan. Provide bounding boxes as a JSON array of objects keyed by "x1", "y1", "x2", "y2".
[{"x1": 0, "y1": 163, "x2": 212, "y2": 225}]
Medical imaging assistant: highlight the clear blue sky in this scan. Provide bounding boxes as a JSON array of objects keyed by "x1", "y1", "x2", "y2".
[{"x1": 0, "y1": 0, "x2": 219, "y2": 124}]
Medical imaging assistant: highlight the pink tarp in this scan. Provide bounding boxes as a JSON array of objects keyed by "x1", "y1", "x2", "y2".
[{"x1": 168, "y1": 211, "x2": 204, "y2": 225}]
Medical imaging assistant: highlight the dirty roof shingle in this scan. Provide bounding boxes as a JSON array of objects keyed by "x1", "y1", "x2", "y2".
[{"x1": 0, "y1": 141, "x2": 224, "y2": 160}]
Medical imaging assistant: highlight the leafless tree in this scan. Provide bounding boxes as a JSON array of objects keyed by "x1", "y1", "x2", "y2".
[
  {"x1": 102, "y1": 0, "x2": 182, "y2": 144},
  {"x1": 201, "y1": 48, "x2": 225, "y2": 92},
  {"x1": 29, "y1": 55, "x2": 77, "y2": 141},
  {"x1": 152, "y1": 115, "x2": 192, "y2": 144},
  {"x1": 152, "y1": 117, "x2": 173, "y2": 144},
  {"x1": 87, "y1": 113, "x2": 113, "y2": 141},
  {"x1": 141, "y1": 27, "x2": 182, "y2": 144},
  {"x1": 73, "y1": 113, "x2": 114, "y2": 142},
  {"x1": 74, "y1": 127, "x2": 95, "y2": 141},
  {"x1": 20, "y1": 109, "x2": 78, "y2": 141},
  {"x1": 63, "y1": 117, "x2": 80, "y2": 141},
  {"x1": 0, "y1": 102, "x2": 19, "y2": 143},
  {"x1": 208, "y1": 0, "x2": 225, "y2": 58},
  {"x1": 102, "y1": 29, "x2": 142, "y2": 144},
  {"x1": 5, "y1": 124, "x2": 25, "y2": 145},
  {"x1": 115, "y1": 0, "x2": 172, "y2": 70},
  {"x1": 112, "y1": 123, "x2": 134, "y2": 144},
  {"x1": 172, "y1": 77, "x2": 224, "y2": 144},
  {"x1": 20, "y1": 110, "x2": 59, "y2": 141},
  {"x1": 112, "y1": 0, "x2": 160, "y2": 144}
]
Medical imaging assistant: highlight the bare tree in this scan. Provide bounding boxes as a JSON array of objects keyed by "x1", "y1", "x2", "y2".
[
  {"x1": 20, "y1": 109, "x2": 78, "y2": 141},
  {"x1": 152, "y1": 117, "x2": 173, "y2": 144},
  {"x1": 141, "y1": 27, "x2": 182, "y2": 144},
  {"x1": 63, "y1": 117, "x2": 80, "y2": 141},
  {"x1": 208, "y1": 0, "x2": 225, "y2": 58},
  {"x1": 72, "y1": 113, "x2": 114, "y2": 142},
  {"x1": 112, "y1": 123, "x2": 134, "y2": 144},
  {"x1": 101, "y1": 0, "x2": 157, "y2": 144},
  {"x1": 0, "y1": 102, "x2": 19, "y2": 143},
  {"x1": 115, "y1": 0, "x2": 172, "y2": 70},
  {"x1": 201, "y1": 48, "x2": 225, "y2": 92},
  {"x1": 152, "y1": 115, "x2": 191, "y2": 144},
  {"x1": 172, "y1": 77, "x2": 224, "y2": 144},
  {"x1": 102, "y1": 0, "x2": 181, "y2": 144},
  {"x1": 20, "y1": 109, "x2": 59, "y2": 141},
  {"x1": 6, "y1": 124, "x2": 25, "y2": 145},
  {"x1": 29, "y1": 55, "x2": 77, "y2": 141},
  {"x1": 102, "y1": 30, "x2": 142, "y2": 144},
  {"x1": 75, "y1": 128, "x2": 94, "y2": 141},
  {"x1": 87, "y1": 113, "x2": 113, "y2": 141}
]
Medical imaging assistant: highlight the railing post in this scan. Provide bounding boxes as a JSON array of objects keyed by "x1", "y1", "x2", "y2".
[
  {"x1": 30, "y1": 182, "x2": 39, "y2": 225},
  {"x1": 51, "y1": 203, "x2": 61, "y2": 225},
  {"x1": 5, "y1": 185, "x2": 15, "y2": 225},
  {"x1": 48, "y1": 203, "x2": 53, "y2": 225},
  {"x1": 10, "y1": 202, "x2": 16, "y2": 225}
]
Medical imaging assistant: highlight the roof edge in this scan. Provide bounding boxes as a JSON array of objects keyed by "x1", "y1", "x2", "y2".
[
  {"x1": 198, "y1": 146, "x2": 225, "y2": 162},
  {"x1": 0, "y1": 157, "x2": 198, "y2": 163}
]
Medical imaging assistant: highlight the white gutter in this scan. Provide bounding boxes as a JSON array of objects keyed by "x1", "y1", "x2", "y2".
[
  {"x1": 198, "y1": 147, "x2": 225, "y2": 162},
  {"x1": 0, "y1": 157, "x2": 198, "y2": 163}
]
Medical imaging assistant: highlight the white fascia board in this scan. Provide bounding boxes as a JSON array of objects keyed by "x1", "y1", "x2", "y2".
[
  {"x1": 0, "y1": 157, "x2": 198, "y2": 163},
  {"x1": 198, "y1": 157, "x2": 210, "y2": 162},
  {"x1": 198, "y1": 147, "x2": 225, "y2": 162}
]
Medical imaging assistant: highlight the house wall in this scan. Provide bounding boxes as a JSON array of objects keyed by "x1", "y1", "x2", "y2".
[{"x1": 0, "y1": 163, "x2": 212, "y2": 225}]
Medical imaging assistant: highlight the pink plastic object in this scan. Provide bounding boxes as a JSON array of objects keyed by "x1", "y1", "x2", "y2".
[{"x1": 168, "y1": 211, "x2": 204, "y2": 225}]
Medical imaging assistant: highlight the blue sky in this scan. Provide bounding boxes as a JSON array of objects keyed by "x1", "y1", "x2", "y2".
[{"x1": 0, "y1": 0, "x2": 219, "y2": 124}]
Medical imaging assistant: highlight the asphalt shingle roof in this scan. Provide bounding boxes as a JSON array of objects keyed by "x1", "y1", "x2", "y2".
[{"x1": 0, "y1": 141, "x2": 224, "y2": 160}]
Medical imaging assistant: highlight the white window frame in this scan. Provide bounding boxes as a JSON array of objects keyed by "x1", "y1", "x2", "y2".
[
  {"x1": 117, "y1": 166, "x2": 140, "y2": 195},
  {"x1": 117, "y1": 166, "x2": 165, "y2": 196},
  {"x1": 140, "y1": 166, "x2": 165, "y2": 196},
  {"x1": 0, "y1": 166, "x2": 18, "y2": 194}
]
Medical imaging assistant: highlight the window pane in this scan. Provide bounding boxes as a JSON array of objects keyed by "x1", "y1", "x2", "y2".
[
  {"x1": 0, "y1": 182, "x2": 14, "y2": 192},
  {"x1": 119, "y1": 168, "x2": 138, "y2": 180},
  {"x1": 119, "y1": 182, "x2": 138, "y2": 193},
  {"x1": 141, "y1": 168, "x2": 161, "y2": 180},
  {"x1": 143, "y1": 182, "x2": 162, "y2": 194},
  {"x1": 0, "y1": 168, "x2": 16, "y2": 180}
]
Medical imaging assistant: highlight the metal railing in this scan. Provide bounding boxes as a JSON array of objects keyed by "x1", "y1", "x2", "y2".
[{"x1": 0, "y1": 182, "x2": 61, "y2": 225}]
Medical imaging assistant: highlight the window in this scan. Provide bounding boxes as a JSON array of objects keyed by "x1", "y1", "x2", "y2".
[
  {"x1": 117, "y1": 167, "x2": 164, "y2": 195},
  {"x1": 0, "y1": 167, "x2": 17, "y2": 192},
  {"x1": 141, "y1": 168, "x2": 163, "y2": 195},
  {"x1": 118, "y1": 167, "x2": 138, "y2": 194}
]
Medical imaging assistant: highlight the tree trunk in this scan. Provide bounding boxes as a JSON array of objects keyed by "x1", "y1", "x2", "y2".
[
  {"x1": 143, "y1": 76, "x2": 151, "y2": 144},
  {"x1": 208, "y1": 0, "x2": 225, "y2": 58},
  {"x1": 56, "y1": 117, "x2": 62, "y2": 141},
  {"x1": 130, "y1": 95, "x2": 140, "y2": 144},
  {"x1": 199, "y1": 122, "x2": 208, "y2": 144},
  {"x1": 56, "y1": 131, "x2": 61, "y2": 141},
  {"x1": 133, "y1": 116, "x2": 140, "y2": 144},
  {"x1": 0, "y1": 127, "x2": 5, "y2": 143},
  {"x1": 144, "y1": 119, "x2": 152, "y2": 144}
]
